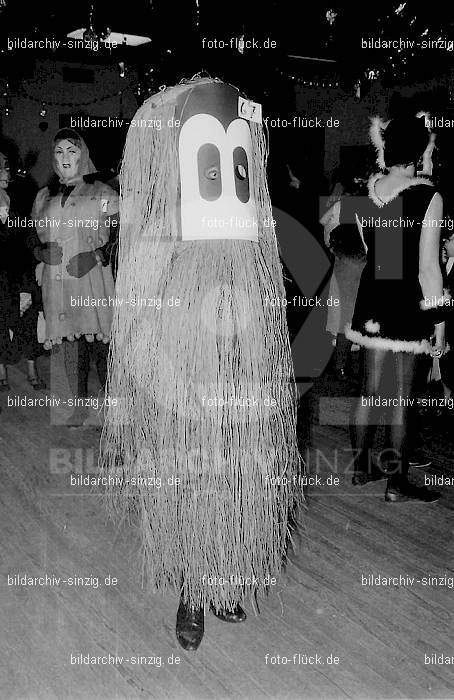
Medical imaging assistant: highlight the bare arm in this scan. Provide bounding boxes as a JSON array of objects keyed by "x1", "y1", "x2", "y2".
[
  {"x1": 321, "y1": 199, "x2": 340, "y2": 246},
  {"x1": 419, "y1": 192, "x2": 446, "y2": 354},
  {"x1": 419, "y1": 192, "x2": 443, "y2": 302}
]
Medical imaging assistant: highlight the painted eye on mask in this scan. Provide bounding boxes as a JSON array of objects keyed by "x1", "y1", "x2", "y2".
[
  {"x1": 233, "y1": 147, "x2": 249, "y2": 203},
  {"x1": 198, "y1": 144, "x2": 221, "y2": 200},
  {"x1": 178, "y1": 104, "x2": 258, "y2": 242}
]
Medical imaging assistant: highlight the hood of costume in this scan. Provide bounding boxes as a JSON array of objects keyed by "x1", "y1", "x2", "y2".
[{"x1": 53, "y1": 129, "x2": 97, "y2": 185}]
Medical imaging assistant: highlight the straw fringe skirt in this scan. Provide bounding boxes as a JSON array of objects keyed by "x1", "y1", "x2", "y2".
[{"x1": 98, "y1": 88, "x2": 302, "y2": 611}]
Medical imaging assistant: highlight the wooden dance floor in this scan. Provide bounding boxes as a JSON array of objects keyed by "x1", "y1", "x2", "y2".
[{"x1": 1, "y1": 352, "x2": 454, "y2": 699}]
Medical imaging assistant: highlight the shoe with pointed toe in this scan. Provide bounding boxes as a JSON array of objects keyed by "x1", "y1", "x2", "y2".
[
  {"x1": 385, "y1": 480, "x2": 440, "y2": 503},
  {"x1": 176, "y1": 600, "x2": 204, "y2": 651},
  {"x1": 408, "y1": 452, "x2": 432, "y2": 469},
  {"x1": 210, "y1": 604, "x2": 247, "y2": 623}
]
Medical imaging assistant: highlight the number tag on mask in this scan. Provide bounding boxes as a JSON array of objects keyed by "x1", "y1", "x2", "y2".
[{"x1": 238, "y1": 97, "x2": 262, "y2": 124}]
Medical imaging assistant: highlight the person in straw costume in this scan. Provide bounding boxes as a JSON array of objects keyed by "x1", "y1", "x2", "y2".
[{"x1": 99, "y1": 76, "x2": 303, "y2": 651}]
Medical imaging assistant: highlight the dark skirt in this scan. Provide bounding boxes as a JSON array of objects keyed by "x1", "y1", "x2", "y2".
[
  {"x1": 0, "y1": 270, "x2": 44, "y2": 363},
  {"x1": 347, "y1": 267, "x2": 435, "y2": 354}
]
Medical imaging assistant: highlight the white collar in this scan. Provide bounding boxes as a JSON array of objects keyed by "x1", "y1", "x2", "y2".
[
  {"x1": 367, "y1": 172, "x2": 433, "y2": 208},
  {"x1": 447, "y1": 257, "x2": 454, "y2": 275}
]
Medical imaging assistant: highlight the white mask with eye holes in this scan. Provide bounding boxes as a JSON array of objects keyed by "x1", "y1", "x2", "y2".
[{"x1": 177, "y1": 82, "x2": 259, "y2": 242}]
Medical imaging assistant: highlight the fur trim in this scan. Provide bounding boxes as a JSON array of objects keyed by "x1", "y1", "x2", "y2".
[
  {"x1": 415, "y1": 113, "x2": 436, "y2": 174},
  {"x1": 421, "y1": 132, "x2": 436, "y2": 176},
  {"x1": 345, "y1": 325, "x2": 431, "y2": 354},
  {"x1": 354, "y1": 213, "x2": 368, "y2": 254},
  {"x1": 369, "y1": 116, "x2": 389, "y2": 171},
  {"x1": 370, "y1": 113, "x2": 434, "y2": 174},
  {"x1": 416, "y1": 111, "x2": 432, "y2": 132},
  {"x1": 367, "y1": 172, "x2": 433, "y2": 208},
  {"x1": 364, "y1": 319, "x2": 380, "y2": 334}
]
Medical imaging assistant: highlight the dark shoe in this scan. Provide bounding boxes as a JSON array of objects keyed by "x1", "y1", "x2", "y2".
[
  {"x1": 352, "y1": 465, "x2": 387, "y2": 485},
  {"x1": 408, "y1": 452, "x2": 432, "y2": 469},
  {"x1": 385, "y1": 480, "x2": 440, "y2": 503},
  {"x1": 176, "y1": 599, "x2": 204, "y2": 651},
  {"x1": 27, "y1": 375, "x2": 46, "y2": 390},
  {"x1": 210, "y1": 603, "x2": 247, "y2": 623}
]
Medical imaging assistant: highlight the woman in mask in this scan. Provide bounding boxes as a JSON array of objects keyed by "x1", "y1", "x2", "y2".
[{"x1": 30, "y1": 129, "x2": 118, "y2": 425}]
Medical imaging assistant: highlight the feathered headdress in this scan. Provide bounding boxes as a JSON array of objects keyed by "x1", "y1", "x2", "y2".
[{"x1": 369, "y1": 111, "x2": 435, "y2": 173}]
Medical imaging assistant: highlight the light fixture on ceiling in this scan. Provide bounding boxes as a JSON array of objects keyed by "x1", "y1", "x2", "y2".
[
  {"x1": 67, "y1": 2, "x2": 151, "y2": 47},
  {"x1": 67, "y1": 28, "x2": 152, "y2": 47}
]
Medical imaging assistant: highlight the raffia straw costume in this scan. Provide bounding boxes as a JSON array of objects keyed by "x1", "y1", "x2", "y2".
[{"x1": 99, "y1": 77, "x2": 303, "y2": 613}]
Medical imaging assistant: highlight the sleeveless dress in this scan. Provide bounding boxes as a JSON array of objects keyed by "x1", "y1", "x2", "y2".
[{"x1": 346, "y1": 174, "x2": 441, "y2": 354}]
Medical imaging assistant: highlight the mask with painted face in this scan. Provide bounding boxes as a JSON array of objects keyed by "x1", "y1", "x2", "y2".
[
  {"x1": 175, "y1": 80, "x2": 259, "y2": 242},
  {"x1": 101, "y1": 77, "x2": 302, "y2": 613},
  {"x1": 52, "y1": 129, "x2": 97, "y2": 185}
]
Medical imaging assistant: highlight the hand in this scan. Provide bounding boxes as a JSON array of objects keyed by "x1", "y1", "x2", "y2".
[
  {"x1": 430, "y1": 343, "x2": 445, "y2": 359},
  {"x1": 66, "y1": 251, "x2": 97, "y2": 278},
  {"x1": 36, "y1": 241, "x2": 63, "y2": 265},
  {"x1": 430, "y1": 323, "x2": 445, "y2": 358}
]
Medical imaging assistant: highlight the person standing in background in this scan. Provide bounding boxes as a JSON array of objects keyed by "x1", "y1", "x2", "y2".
[
  {"x1": 347, "y1": 114, "x2": 445, "y2": 502},
  {"x1": 321, "y1": 172, "x2": 367, "y2": 379},
  {"x1": 439, "y1": 229, "x2": 454, "y2": 401},
  {"x1": 0, "y1": 151, "x2": 45, "y2": 391},
  {"x1": 29, "y1": 129, "x2": 118, "y2": 425}
]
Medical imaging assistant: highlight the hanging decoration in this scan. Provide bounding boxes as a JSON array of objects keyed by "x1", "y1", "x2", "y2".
[
  {"x1": 325, "y1": 9, "x2": 337, "y2": 25},
  {"x1": 118, "y1": 90, "x2": 124, "y2": 119},
  {"x1": 82, "y1": 3, "x2": 99, "y2": 45},
  {"x1": 134, "y1": 84, "x2": 143, "y2": 102},
  {"x1": 1, "y1": 81, "x2": 11, "y2": 117},
  {"x1": 67, "y1": 0, "x2": 151, "y2": 47},
  {"x1": 194, "y1": 0, "x2": 200, "y2": 29},
  {"x1": 449, "y1": 69, "x2": 454, "y2": 106},
  {"x1": 101, "y1": 26, "x2": 112, "y2": 42},
  {"x1": 354, "y1": 79, "x2": 361, "y2": 100}
]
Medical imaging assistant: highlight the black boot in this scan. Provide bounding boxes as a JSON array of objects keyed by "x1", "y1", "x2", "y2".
[
  {"x1": 385, "y1": 476, "x2": 440, "y2": 503},
  {"x1": 210, "y1": 603, "x2": 247, "y2": 623},
  {"x1": 176, "y1": 598, "x2": 204, "y2": 651}
]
